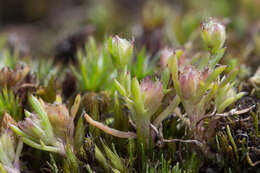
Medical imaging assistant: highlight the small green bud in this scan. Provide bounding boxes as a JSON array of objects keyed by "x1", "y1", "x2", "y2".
[
  {"x1": 108, "y1": 35, "x2": 134, "y2": 68},
  {"x1": 201, "y1": 17, "x2": 226, "y2": 53}
]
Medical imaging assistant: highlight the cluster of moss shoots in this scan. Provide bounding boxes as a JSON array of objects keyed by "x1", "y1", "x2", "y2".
[{"x1": 0, "y1": 18, "x2": 259, "y2": 173}]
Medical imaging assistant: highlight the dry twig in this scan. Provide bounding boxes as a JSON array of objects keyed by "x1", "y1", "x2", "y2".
[{"x1": 84, "y1": 113, "x2": 136, "y2": 139}]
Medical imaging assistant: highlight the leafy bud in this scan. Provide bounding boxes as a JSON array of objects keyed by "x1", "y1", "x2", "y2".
[
  {"x1": 10, "y1": 95, "x2": 80, "y2": 155},
  {"x1": 108, "y1": 35, "x2": 134, "y2": 68},
  {"x1": 18, "y1": 115, "x2": 42, "y2": 138},
  {"x1": 140, "y1": 78, "x2": 163, "y2": 115},
  {"x1": 179, "y1": 66, "x2": 200, "y2": 99},
  {"x1": 44, "y1": 103, "x2": 74, "y2": 139},
  {"x1": 179, "y1": 66, "x2": 208, "y2": 100},
  {"x1": 201, "y1": 18, "x2": 226, "y2": 53}
]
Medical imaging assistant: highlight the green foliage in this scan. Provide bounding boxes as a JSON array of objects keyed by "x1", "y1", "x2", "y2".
[
  {"x1": 10, "y1": 95, "x2": 61, "y2": 154},
  {"x1": 182, "y1": 152, "x2": 202, "y2": 173},
  {"x1": 0, "y1": 131, "x2": 23, "y2": 173},
  {"x1": 72, "y1": 37, "x2": 115, "y2": 92},
  {"x1": 31, "y1": 58, "x2": 59, "y2": 86},
  {"x1": 0, "y1": 48, "x2": 19, "y2": 69},
  {"x1": 10, "y1": 95, "x2": 80, "y2": 156},
  {"x1": 0, "y1": 2, "x2": 260, "y2": 171},
  {"x1": 145, "y1": 155, "x2": 183, "y2": 173},
  {"x1": 114, "y1": 72, "x2": 164, "y2": 150},
  {"x1": 0, "y1": 36, "x2": 19, "y2": 69},
  {"x1": 129, "y1": 48, "x2": 156, "y2": 80},
  {"x1": 0, "y1": 89, "x2": 22, "y2": 121},
  {"x1": 46, "y1": 154, "x2": 59, "y2": 173},
  {"x1": 95, "y1": 142, "x2": 127, "y2": 173}
]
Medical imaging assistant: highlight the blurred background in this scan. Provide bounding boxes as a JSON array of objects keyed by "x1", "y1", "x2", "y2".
[{"x1": 0, "y1": 0, "x2": 259, "y2": 69}]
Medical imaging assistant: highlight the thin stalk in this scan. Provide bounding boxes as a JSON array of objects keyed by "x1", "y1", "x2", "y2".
[
  {"x1": 14, "y1": 140, "x2": 23, "y2": 170},
  {"x1": 114, "y1": 92, "x2": 128, "y2": 131},
  {"x1": 21, "y1": 137, "x2": 61, "y2": 154},
  {"x1": 251, "y1": 112, "x2": 259, "y2": 137},
  {"x1": 65, "y1": 144, "x2": 79, "y2": 173},
  {"x1": 84, "y1": 113, "x2": 136, "y2": 138},
  {"x1": 135, "y1": 117, "x2": 151, "y2": 152},
  {"x1": 226, "y1": 125, "x2": 239, "y2": 161}
]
